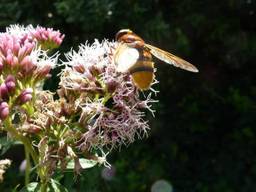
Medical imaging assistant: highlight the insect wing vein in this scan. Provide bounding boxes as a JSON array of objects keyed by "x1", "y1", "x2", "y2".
[{"x1": 145, "y1": 44, "x2": 198, "y2": 72}]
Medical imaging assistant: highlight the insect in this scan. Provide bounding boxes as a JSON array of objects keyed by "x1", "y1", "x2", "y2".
[{"x1": 114, "y1": 29, "x2": 198, "y2": 90}]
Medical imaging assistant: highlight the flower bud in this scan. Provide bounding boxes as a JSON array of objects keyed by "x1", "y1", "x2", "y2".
[
  {"x1": 5, "y1": 75, "x2": 15, "y2": 83},
  {"x1": 25, "y1": 124, "x2": 41, "y2": 134},
  {"x1": 13, "y1": 42, "x2": 20, "y2": 55},
  {"x1": 18, "y1": 88, "x2": 33, "y2": 104},
  {"x1": 18, "y1": 46, "x2": 28, "y2": 60},
  {"x1": 20, "y1": 56, "x2": 35, "y2": 74},
  {"x1": 0, "y1": 83, "x2": 8, "y2": 100},
  {"x1": 35, "y1": 65, "x2": 51, "y2": 79},
  {"x1": 88, "y1": 65, "x2": 102, "y2": 76},
  {"x1": 31, "y1": 27, "x2": 64, "y2": 50},
  {"x1": 106, "y1": 79, "x2": 118, "y2": 93},
  {"x1": 6, "y1": 53, "x2": 14, "y2": 66},
  {"x1": 73, "y1": 64, "x2": 85, "y2": 73},
  {"x1": 5, "y1": 75, "x2": 16, "y2": 93},
  {"x1": 0, "y1": 62, "x2": 3, "y2": 73},
  {"x1": 18, "y1": 43, "x2": 34, "y2": 59},
  {"x1": 0, "y1": 102, "x2": 9, "y2": 120},
  {"x1": 83, "y1": 70, "x2": 95, "y2": 81}
]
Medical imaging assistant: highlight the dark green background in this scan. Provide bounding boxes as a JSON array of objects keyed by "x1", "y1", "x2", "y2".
[{"x1": 1, "y1": 0, "x2": 256, "y2": 191}]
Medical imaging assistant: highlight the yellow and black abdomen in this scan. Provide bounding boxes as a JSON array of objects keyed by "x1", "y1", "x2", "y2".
[{"x1": 129, "y1": 49, "x2": 154, "y2": 90}]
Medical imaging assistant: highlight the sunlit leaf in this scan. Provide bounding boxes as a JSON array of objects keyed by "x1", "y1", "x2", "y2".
[
  {"x1": 66, "y1": 158, "x2": 98, "y2": 170},
  {"x1": 49, "y1": 179, "x2": 68, "y2": 192},
  {"x1": 19, "y1": 182, "x2": 40, "y2": 192}
]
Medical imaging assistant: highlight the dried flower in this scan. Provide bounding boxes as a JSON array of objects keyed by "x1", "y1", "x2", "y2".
[{"x1": 0, "y1": 159, "x2": 11, "y2": 182}]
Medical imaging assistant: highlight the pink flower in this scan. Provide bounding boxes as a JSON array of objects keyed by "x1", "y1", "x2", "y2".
[
  {"x1": 6, "y1": 24, "x2": 64, "y2": 50},
  {"x1": 0, "y1": 33, "x2": 35, "y2": 74},
  {"x1": 60, "y1": 40, "x2": 157, "y2": 150},
  {"x1": 0, "y1": 32, "x2": 57, "y2": 80},
  {"x1": 30, "y1": 26, "x2": 65, "y2": 49}
]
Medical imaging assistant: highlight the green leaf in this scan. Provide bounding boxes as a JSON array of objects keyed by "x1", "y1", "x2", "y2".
[
  {"x1": 19, "y1": 182, "x2": 40, "y2": 192},
  {"x1": 49, "y1": 179, "x2": 68, "y2": 192},
  {"x1": 11, "y1": 184, "x2": 20, "y2": 192},
  {"x1": 66, "y1": 158, "x2": 98, "y2": 170},
  {"x1": 0, "y1": 137, "x2": 20, "y2": 155}
]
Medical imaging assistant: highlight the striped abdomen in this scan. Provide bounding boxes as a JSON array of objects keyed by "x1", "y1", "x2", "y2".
[{"x1": 129, "y1": 49, "x2": 154, "y2": 90}]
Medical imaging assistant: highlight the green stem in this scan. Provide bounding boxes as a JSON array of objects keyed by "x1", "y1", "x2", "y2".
[
  {"x1": 37, "y1": 162, "x2": 48, "y2": 192},
  {"x1": 4, "y1": 118, "x2": 38, "y2": 164},
  {"x1": 3, "y1": 117, "x2": 39, "y2": 185},
  {"x1": 40, "y1": 182, "x2": 48, "y2": 192},
  {"x1": 102, "y1": 94, "x2": 111, "y2": 104},
  {"x1": 24, "y1": 145, "x2": 31, "y2": 185}
]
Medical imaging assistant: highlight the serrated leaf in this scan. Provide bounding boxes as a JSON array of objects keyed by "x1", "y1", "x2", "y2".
[
  {"x1": 19, "y1": 182, "x2": 40, "y2": 192},
  {"x1": 66, "y1": 158, "x2": 98, "y2": 170}
]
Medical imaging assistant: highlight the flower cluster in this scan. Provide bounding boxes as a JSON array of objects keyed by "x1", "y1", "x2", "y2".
[
  {"x1": 59, "y1": 40, "x2": 156, "y2": 150},
  {"x1": 18, "y1": 39, "x2": 157, "y2": 178},
  {"x1": 0, "y1": 25, "x2": 158, "y2": 188},
  {"x1": 0, "y1": 25, "x2": 62, "y2": 121},
  {"x1": 30, "y1": 26, "x2": 65, "y2": 50},
  {"x1": 6, "y1": 25, "x2": 65, "y2": 50}
]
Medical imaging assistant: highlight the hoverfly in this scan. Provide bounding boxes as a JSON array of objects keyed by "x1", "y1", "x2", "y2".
[{"x1": 114, "y1": 29, "x2": 198, "y2": 90}]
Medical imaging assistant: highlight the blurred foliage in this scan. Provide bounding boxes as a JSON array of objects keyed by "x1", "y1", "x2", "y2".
[{"x1": 0, "y1": 0, "x2": 256, "y2": 191}]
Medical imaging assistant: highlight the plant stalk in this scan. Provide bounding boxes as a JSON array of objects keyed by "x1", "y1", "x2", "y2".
[{"x1": 24, "y1": 145, "x2": 31, "y2": 186}]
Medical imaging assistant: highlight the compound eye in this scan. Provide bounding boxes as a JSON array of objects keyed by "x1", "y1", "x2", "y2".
[{"x1": 115, "y1": 29, "x2": 132, "y2": 41}]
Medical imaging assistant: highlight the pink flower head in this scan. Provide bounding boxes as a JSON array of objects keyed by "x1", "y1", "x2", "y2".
[
  {"x1": 61, "y1": 40, "x2": 157, "y2": 150},
  {"x1": 30, "y1": 26, "x2": 65, "y2": 50},
  {"x1": 0, "y1": 25, "x2": 59, "y2": 80},
  {"x1": 0, "y1": 33, "x2": 35, "y2": 75},
  {"x1": 6, "y1": 24, "x2": 65, "y2": 50},
  {"x1": 0, "y1": 34, "x2": 20, "y2": 68}
]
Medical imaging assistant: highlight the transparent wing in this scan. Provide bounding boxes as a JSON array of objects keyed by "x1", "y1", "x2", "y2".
[
  {"x1": 114, "y1": 43, "x2": 139, "y2": 73},
  {"x1": 145, "y1": 44, "x2": 198, "y2": 72}
]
